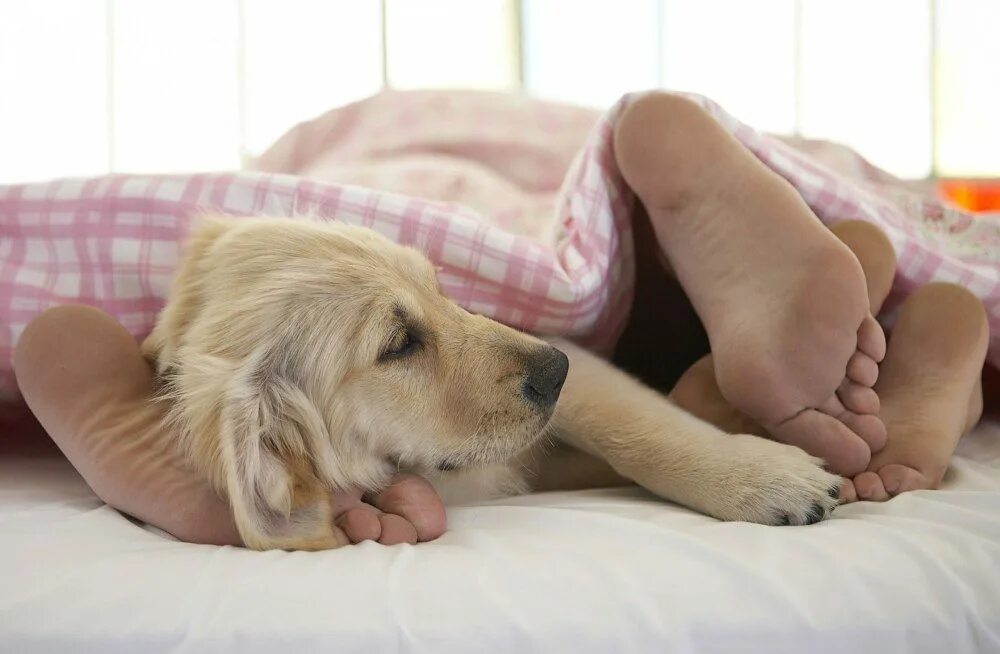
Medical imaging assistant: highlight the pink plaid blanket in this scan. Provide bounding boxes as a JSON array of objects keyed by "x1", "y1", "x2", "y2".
[{"x1": 3, "y1": 90, "x2": 1000, "y2": 404}]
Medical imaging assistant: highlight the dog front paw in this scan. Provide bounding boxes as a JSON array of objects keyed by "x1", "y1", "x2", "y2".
[{"x1": 706, "y1": 435, "x2": 841, "y2": 526}]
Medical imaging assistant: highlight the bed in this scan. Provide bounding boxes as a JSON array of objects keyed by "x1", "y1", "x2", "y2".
[
  {"x1": 3, "y1": 89, "x2": 1000, "y2": 653},
  {"x1": 2, "y1": 419, "x2": 999, "y2": 653}
]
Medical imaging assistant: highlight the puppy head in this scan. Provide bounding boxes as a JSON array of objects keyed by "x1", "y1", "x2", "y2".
[
  {"x1": 151, "y1": 216, "x2": 566, "y2": 544},
  {"x1": 303, "y1": 224, "x2": 568, "y2": 475},
  {"x1": 341, "y1": 281, "x2": 568, "y2": 473}
]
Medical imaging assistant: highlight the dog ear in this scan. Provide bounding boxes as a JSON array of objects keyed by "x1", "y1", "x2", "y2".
[
  {"x1": 142, "y1": 214, "x2": 236, "y2": 371},
  {"x1": 219, "y1": 344, "x2": 346, "y2": 550}
]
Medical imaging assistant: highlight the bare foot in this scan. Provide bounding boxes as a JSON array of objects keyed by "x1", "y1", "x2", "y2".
[
  {"x1": 670, "y1": 220, "x2": 898, "y2": 477},
  {"x1": 13, "y1": 305, "x2": 446, "y2": 546},
  {"x1": 669, "y1": 355, "x2": 766, "y2": 437},
  {"x1": 849, "y1": 283, "x2": 988, "y2": 501},
  {"x1": 615, "y1": 93, "x2": 886, "y2": 475}
]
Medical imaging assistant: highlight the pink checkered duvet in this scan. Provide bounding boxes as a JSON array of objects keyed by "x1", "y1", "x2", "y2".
[{"x1": 3, "y1": 89, "x2": 1000, "y2": 403}]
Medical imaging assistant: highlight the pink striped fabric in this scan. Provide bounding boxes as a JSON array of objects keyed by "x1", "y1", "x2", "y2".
[{"x1": 2, "y1": 90, "x2": 999, "y2": 404}]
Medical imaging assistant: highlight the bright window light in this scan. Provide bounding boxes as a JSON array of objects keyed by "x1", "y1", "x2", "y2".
[
  {"x1": 242, "y1": 0, "x2": 382, "y2": 157},
  {"x1": 661, "y1": 0, "x2": 797, "y2": 135},
  {"x1": 523, "y1": 0, "x2": 660, "y2": 109},
  {"x1": 385, "y1": 0, "x2": 518, "y2": 90},
  {"x1": 112, "y1": 0, "x2": 241, "y2": 173},
  {"x1": 0, "y1": 0, "x2": 110, "y2": 184},
  {"x1": 1, "y1": 1, "x2": 998, "y2": 183},
  {"x1": 799, "y1": 0, "x2": 932, "y2": 179},
  {"x1": 935, "y1": 0, "x2": 1000, "y2": 177}
]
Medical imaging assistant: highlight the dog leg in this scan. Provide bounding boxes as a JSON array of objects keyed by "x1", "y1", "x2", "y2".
[
  {"x1": 521, "y1": 441, "x2": 630, "y2": 493},
  {"x1": 549, "y1": 339, "x2": 841, "y2": 525}
]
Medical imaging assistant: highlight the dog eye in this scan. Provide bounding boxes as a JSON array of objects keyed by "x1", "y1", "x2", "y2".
[{"x1": 381, "y1": 329, "x2": 420, "y2": 360}]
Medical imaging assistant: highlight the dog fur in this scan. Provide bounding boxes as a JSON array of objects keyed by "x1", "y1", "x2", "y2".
[{"x1": 143, "y1": 215, "x2": 841, "y2": 550}]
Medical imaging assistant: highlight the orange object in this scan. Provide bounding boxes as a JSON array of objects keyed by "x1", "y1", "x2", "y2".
[{"x1": 938, "y1": 179, "x2": 1000, "y2": 213}]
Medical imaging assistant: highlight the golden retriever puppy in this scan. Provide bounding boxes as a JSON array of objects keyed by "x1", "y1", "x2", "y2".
[{"x1": 144, "y1": 215, "x2": 841, "y2": 550}]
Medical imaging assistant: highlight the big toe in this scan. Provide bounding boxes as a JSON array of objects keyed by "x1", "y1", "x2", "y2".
[
  {"x1": 818, "y1": 395, "x2": 887, "y2": 452},
  {"x1": 769, "y1": 409, "x2": 871, "y2": 475},
  {"x1": 877, "y1": 464, "x2": 933, "y2": 496}
]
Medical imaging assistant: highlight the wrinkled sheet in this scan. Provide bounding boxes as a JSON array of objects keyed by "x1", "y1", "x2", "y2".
[{"x1": 1, "y1": 422, "x2": 998, "y2": 653}]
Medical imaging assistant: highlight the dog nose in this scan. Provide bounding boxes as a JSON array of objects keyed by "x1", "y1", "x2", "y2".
[{"x1": 522, "y1": 346, "x2": 569, "y2": 407}]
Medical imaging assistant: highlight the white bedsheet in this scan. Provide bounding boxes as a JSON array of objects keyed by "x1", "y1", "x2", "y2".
[{"x1": 2, "y1": 424, "x2": 999, "y2": 653}]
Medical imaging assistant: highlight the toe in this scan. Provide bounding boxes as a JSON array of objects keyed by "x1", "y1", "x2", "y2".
[
  {"x1": 770, "y1": 409, "x2": 871, "y2": 475},
  {"x1": 846, "y1": 351, "x2": 879, "y2": 387},
  {"x1": 837, "y1": 380, "x2": 880, "y2": 415},
  {"x1": 336, "y1": 506, "x2": 382, "y2": 543},
  {"x1": 877, "y1": 464, "x2": 933, "y2": 496},
  {"x1": 853, "y1": 471, "x2": 890, "y2": 501},
  {"x1": 839, "y1": 477, "x2": 859, "y2": 503},
  {"x1": 377, "y1": 513, "x2": 419, "y2": 545},
  {"x1": 840, "y1": 412, "x2": 888, "y2": 453},
  {"x1": 370, "y1": 473, "x2": 447, "y2": 542},
  {"x1": 858, "y1": 315, "x2": 887, "y2": 362}
]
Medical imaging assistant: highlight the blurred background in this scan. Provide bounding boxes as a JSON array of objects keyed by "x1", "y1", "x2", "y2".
[{"x1": 1, "y1": 0, "x2": 998, "y2": 206}]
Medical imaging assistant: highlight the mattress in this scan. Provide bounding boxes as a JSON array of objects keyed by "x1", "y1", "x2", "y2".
[{"x1": 1, "y1": 423, "x2": 999, "y2": 653}]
